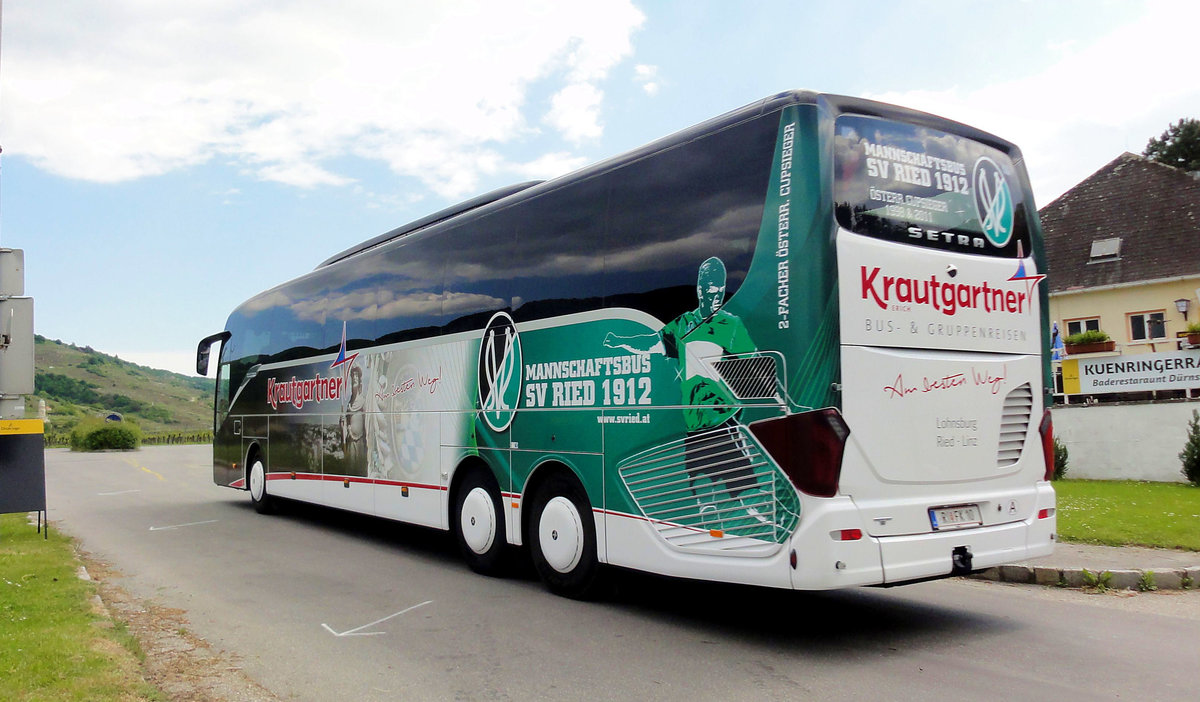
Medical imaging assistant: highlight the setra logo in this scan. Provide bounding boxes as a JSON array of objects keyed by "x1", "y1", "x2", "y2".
[
  {"x1": 477, "y1": 311, "x2": 522, "y2": 432},
  {"x1": 972, "y1": 156, "x2": 1014, "y2": 248}
]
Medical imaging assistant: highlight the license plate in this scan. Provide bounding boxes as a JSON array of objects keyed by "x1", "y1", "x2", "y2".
[{"x1": 929, "y1": 504, "x2": 982, "y2": 531}]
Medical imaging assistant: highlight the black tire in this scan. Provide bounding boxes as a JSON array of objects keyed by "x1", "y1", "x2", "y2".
[
  {"x1": 529, "y1": 472, "x2": 602, "y2": 599},
  {"x1": 247, "y1": 456, "x2": 276, "y2": 515},
  {"x1": 453, "y1": 468, "x2": 509, "y2": 575}
]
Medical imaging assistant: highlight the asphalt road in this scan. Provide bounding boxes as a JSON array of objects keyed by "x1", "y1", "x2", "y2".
[{"x1": 44, "y1": 446, "x2": 1199, "y2": 701}]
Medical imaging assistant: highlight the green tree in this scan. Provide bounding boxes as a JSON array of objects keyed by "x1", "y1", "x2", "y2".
[
  {"x1": 1143, "y1": 118, "x2": 1200, "y2": 172},
  {"x1": 1181, "y1": 410, "x2": 1200, "y2": 486},
  {"x1": 1053, "y1": 436, "x2": 1069, "y2": 480},
  {"x1": 35, "y1": 372, "x2": 101, "y2": 405}
]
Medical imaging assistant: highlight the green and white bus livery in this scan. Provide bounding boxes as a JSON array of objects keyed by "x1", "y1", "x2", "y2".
[{"x1": 198, "y1": 91, "x2": 1056, "y2": 597}]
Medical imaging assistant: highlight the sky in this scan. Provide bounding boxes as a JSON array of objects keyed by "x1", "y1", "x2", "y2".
[{"x1": 1, "y1": 0, "x2": 1197, "y2": 377}]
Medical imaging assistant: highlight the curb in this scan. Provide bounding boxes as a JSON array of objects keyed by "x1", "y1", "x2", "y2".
[{"x1": 973, "y1": 565, "x2": 1200, "y2": 591}]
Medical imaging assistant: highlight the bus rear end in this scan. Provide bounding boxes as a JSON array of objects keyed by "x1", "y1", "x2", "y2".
[{"x1": 810, "y1": 104, "x2": 1055, "y2": 587}]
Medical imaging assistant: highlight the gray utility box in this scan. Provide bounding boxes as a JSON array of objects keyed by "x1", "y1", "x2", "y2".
[
  {"x1": 0, "y1": 248, "x2": 23, "y2": 296},
  {"x1": 0, "y1": 297, "x2": 34, "y2": 395},
  {"x1": 0, "y1": 249, "x2": 34, "y2": 397}
]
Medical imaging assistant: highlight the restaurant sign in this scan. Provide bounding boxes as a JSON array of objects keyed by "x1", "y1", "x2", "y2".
[{"x1": 1061, "y1": 349, "x2": 1200, "y2": 395}]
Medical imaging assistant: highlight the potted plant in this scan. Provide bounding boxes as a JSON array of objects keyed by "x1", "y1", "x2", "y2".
[
  {"x1": 1063, "y1": 329, "x2": 1115, "y2": 354},
  {"x1": 1186, "y1": 321, "x2": 1200, "y2": 347}
]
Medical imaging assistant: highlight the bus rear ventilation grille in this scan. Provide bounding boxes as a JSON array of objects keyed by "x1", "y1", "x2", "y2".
[{"x1": 996, "y1": 382, "x2": 1033, "y2": 468}]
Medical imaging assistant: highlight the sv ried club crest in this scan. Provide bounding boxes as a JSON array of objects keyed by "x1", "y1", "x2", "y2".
[
  {"x1": 972, "y1": 156, "x2": 1015, "y2": 248},
  {"x1": 477, "y1": 312, "x2": 522, "y2": 432}
]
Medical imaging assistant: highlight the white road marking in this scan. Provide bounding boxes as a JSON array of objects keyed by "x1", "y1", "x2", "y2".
[
  {"x1": 98, "y1": 489, "x2": 142, "y2": 496},
  {"x1": 321, "y1": 600, "x2": 434, "y2": 637},
  {"x1": 148, "y1": 520, "x2": 219, "y2": 531}
]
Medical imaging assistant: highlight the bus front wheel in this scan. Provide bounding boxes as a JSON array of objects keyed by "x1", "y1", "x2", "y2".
[
  {"x1": 453, "y1": 469, "x2": 508, "y2": 575},
  {"x1": 530, "y1": 473, "x2": 601, "y2": 598},
  {"x1": 248, "y1": 457, "x2": 275, "y2": 515}
]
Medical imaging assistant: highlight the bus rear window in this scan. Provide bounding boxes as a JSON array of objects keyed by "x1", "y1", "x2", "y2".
[{"x1": 833, "y1": 114, "x2": 1030, "y2": 258}]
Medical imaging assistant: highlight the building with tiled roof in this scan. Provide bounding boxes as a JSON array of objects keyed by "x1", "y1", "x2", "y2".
[{"x1": 1042, "y1": 152, "x2": 1200, "y2": 358}]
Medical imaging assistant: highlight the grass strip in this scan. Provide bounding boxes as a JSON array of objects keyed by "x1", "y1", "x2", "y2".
[
  {"x1": 1054, "y1": 480, "x2": 1200, "y2": 551},
  {"x1": 0, "y1": 513, "x2": 161, "y2": 701}
]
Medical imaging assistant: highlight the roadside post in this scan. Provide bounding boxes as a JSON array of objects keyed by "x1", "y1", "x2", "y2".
[{"x1": 0, "y1": 248, "x2": 46, "y2": 536}]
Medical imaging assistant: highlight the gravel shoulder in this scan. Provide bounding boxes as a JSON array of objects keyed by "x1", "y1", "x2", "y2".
[{"x1": 82, "y1": 554, "x2": 281, "y2": 702}]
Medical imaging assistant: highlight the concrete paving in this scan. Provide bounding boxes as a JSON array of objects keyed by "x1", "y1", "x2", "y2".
[{"x1": 974, "y1": 541, "x2": 1200, "y2": 590}]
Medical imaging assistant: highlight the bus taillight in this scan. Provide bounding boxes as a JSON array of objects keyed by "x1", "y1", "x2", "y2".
[
  {"x1": 749, "y1": 408, "x2": 851, "y2": 498},
  {"x1": 1039, "y1": 410, "x2": 1054, "y2": 482}
]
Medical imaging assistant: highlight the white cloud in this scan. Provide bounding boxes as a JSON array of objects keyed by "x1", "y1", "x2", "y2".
[
  {"x1": 2, "y1": 0, "x2": 645, "y2": 197},
  {"x1": 510, "y1": 151, "x2": 591, "y2": 181},
  {"x1": 257, "y1": 162, "x2": 355, "y2": 189},
  {"x1": 545, "y1": 83, "x2": 605, "y2": 143},
  {"x1": 634, "y1": 64, "x2": 660, "y2": 96},
  {"x1": 867, "y1": 0, "x2": 1200, "y2": 206}
]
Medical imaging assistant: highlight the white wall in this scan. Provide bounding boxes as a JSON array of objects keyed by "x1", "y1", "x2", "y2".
[{"x1": 1053, "y1": 401, "x2": 1199, "y2": 482}]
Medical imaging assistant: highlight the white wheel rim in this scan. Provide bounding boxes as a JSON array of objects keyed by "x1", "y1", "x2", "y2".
[
  {"x1": 249, "y1": 460, "x2": 266, "y2": 502},
  {"x1": 460, "y1": 487, "x2": 497, "y2": 555},
  {"x1": 539, "y1": 496, "x2": 584, "y2": 574}
]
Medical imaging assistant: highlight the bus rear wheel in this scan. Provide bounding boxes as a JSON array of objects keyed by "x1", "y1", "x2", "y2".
[
  {"x1": 248, "y1": 457, "x2": 276, "y2": 515},
  {"x1": 454, "y1": 469, "x2": 508, "y2": 575},
  {"x1": 529, "y1": 473, "x2": 601, "y2": 598}
]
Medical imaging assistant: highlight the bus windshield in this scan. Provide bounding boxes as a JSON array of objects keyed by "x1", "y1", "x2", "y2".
[{"x1": 833, "y1": 114, "x2": 1031, "y2": 258}]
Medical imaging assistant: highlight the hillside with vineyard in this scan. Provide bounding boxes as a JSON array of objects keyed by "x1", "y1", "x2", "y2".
[{"x1": 29, "y1": 336, "x2": 214, "y2": 443}]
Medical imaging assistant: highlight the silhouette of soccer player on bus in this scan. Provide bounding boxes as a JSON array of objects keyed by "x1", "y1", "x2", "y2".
[{"x1": 604, "y1": 256, "x2": 768, "y2": 522}]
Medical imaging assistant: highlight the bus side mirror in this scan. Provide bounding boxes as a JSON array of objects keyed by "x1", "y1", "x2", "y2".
[{"x1": 196, "y1": 331, "x2": 231, "y2": 376}]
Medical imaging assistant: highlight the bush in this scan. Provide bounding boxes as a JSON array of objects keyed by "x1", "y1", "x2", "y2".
[
  {"x1": 1064, "y1": 329, "x2": 1111, "y2": 345},
  {"x1": 69, "y1": 417, "x2": 142, "y2": 451},
  {"x1": 1053, "y1": 436, "x2": 1069, "y2": 480},
  {"x1": 1181, "y1": 409, "x2": 1200, "y2": 486}
]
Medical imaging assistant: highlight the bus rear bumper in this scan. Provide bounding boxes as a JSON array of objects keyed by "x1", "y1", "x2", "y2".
[
  {"x1": 876, "y1": 518, "x2": 1055, "y2": 585},
  {"x1": 876, "y1": 483, "x2": 1056, "y2": 585},
  {"x1": 789, "y1": 486, "x2": 1056, "y2": 589}
]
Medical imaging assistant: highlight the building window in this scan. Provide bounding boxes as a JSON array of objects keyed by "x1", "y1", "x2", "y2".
[
  {"x1": 1128, "y1": 311, "x2": 1166, "y2": 342},
  {"x1": 1088, "y1": 237, "x2": 1121, "y2": 263},
  {"x1": 1065, "y1": 317, "x2": 1100, "y2": 337}
]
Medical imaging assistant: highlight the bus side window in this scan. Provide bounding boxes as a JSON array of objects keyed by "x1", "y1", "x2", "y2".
[
  {"x1": 511, "y1": 176, "x2": 607, "y2": 323},
  {"x1": 442, "y1": 216, "x2": 515, "y2": 334},
  {"x1": 603, "y1": 113, "x2": 775, "y2": 322},
  {"x1": 216, "y1": 363, "x2": 232, "y2": 421},
  {"x1": 374, "y1": 234, "x2": 446, "y2": 345},
  {"x1": 322, "y1": 275, "x2": 376, "y2": 356}
]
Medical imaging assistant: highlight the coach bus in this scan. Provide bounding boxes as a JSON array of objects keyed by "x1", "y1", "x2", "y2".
[{"x1": 197, "y1": 90, "x2": 1056, "y2": 597}]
